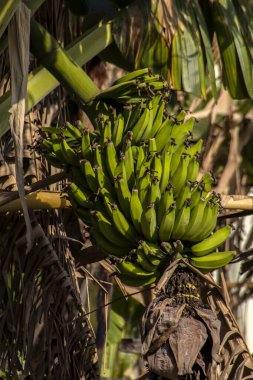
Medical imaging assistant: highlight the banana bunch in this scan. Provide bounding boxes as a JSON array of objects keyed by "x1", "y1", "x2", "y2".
[
  {"x1": 41, "y1": 70, "x2": 235, "y2": 286},
  {"x1": 93, "y1": 68, "x2": 171, "y2": 105}
]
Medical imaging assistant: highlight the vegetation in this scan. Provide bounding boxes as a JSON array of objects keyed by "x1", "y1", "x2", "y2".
[{"x1": 0, "y1": 0, "x2": 253, "y2": 379}]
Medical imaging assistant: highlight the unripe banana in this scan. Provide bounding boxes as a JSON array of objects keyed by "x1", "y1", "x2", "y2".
[
  {"x1": 112, "y1": 113, "x2": 124, "y2": 148},
  {"x1": 111, "y1": 203, "x2": 137, "y2": 242},
  {"x1": 105, "y1": 140, "x2": 118, "y2": 180},
  {"x1": 68, "y1": 182, "x2": 92, "y2": 208},
  {"x1": 130, "y1": 187, "x2": 143, "y2": 234},
  {"x1": 113, "y1": 68, "x2": 151, "y2": 85},
  {"x1": 158, "y1": 203, "x2": 176, "y2": 241},
  {"x1": 131, "y1": 106, "x2": 150, "y2": 143},
  {"x1": 114, "y1": 175, "x2": 132, "y2": 220},
  {"x1": 91, "y1": 210, "x2": 133, "y2": 249},
  {"x1": 160, "y1": 151, "x2": 172, "y2": 193},
  {"x1": 65, "y1": 121, "x2": 82, "y2": 138},
  {"x1": 141, "y1": 202, "x2": 158, "y2": 243},
  {"x1": 189, "y1": 250, "x2": 236, "y2": 270},
  {"x1": 81, "y1": 129, "x2": 92, "y2": 159},
  {"x1": 190, "y1": 225, "x2": 231, "y2": 256},
  {"x1": 117, "y1": 260, "x2": 155, "y2": 278},
  {"x1": 136, "y1": 245, "x2": 157, "y2": 272},
  {"x1": 181, "y1": 198, "x2": 206, "y2": 240},
  {"x1": 91, "y1": 228, "x2": 131, "y2": 257},
  {"x1": 171, "y1": 199, "x2": 191, "y2": 240},
  {"x1": 151, "y1": 154, "x2": 163, "y2": 181},
  {"x1": 116, "y1": 273, "x2": 157, "y2": 287},
  {"x1": 79, "y1": 159, "x2": 98, "y2": 193}
]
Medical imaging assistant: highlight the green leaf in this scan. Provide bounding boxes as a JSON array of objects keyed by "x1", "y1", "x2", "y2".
[
  {"x1": 212, "y1": 0, "x2": 248, "y2": 99},
  {"x1": 176, "y1": 0, "x2": 201, "y2": 96},
  {"x1": 223, "y1": 0, "x2": 253, "y2": 99},
  {"x1": 0, "y1": 0, "x2": 21, "y2": 39},
  {"x1": 192, "y1": 0, "x2": 218, "y2": 100}
]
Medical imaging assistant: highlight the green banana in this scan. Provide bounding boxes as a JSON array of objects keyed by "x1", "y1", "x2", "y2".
[
  {"x1": 123, "y1": 138, "x2": 135, "y2": 187},
  {"x1": 148, "y1": 138, "x2": 158, "y2": 155},
  {"x1": 101, "y1": 119, "x2": 112, "y2": 144},
  {"x1": 160, "y1": 241, "x2": 174, "y2": 255},
  {"x1": 149, "y1": 176, "x2": 161, "y2": 207},
  {"x1": 191, "y1": 201, "x2": 219, "y2": 242},
  {"x1": 112, "y1": 113, "x2": 124, "y2": 148},
  {"x1": 94, "y1": 165, "x2": 115, "y2": 194},
  {"x1": 113, "y1": 68, "x2": 151, "y2": 85},
  {"x1": 81, "y1": 129, "x2": 92, "y2": 159},
  {"x1": 138, "y1": 170, "x2": 151, "y2": 209},
  {"x1": 131, "y1": 106, "x2": 150, "y2": 144},
  {"x1": 171, "y1": 199, "x2": 191, "y2": 239},
  {"x1": 151, "y1": 154, "x2": 163, "y2": 181},
  {"x1": 155, "y1": 117, "x2": 174, "y2": 151},
  {"x1": 116, "y1": 273, "x2": 157, "y2": 287},
  {"x1": 60, "y1": 138, "x2": 78, "y2": 166},
  {"x1": 52, "y1": 136, "x2": 69, "y2": 164},
  {"x1": 68, "y1": 182, "x2": 92, "y2": 208},
  {"x1": 190, "y1": 225, "x2": 231, "y2": 256},
  {"x1": 181, "y1": 198, "x2": 207, "y2": 240},
  {"x1": 176, "y1": 182, "x2": 192, "y2": 210},
  {"x1": 157, "y1": 185, "x2": 174, "y2": 225},
  {"x1": 187, "y1": 154, "x2": 200, "y2": 182},
  {"x1": 111, "y1": 203, "x2": 137, "y2": 242},
  {"x1": 65, "y1": 121, "x2": 82, "y2": 139},
  {"x1": 105, "y1": 140, "x2": 118, "y2": 180},
  {"x1": 79, "y1": 159, "x2": 98, "y2": 193},
  {"x1": 91, "y1": 228, "x2": 131, "y2": 257},
  {"x1": 130, "y1": 187, "x2": 143, "y2": 234},
  {"x1": 160, "y1": 151, "x2": 172, "y2": 193},
  {"x1": 91, "y1": 210, "x2": 133, "y2": 249},
  {"x1": 141, "y1": 100, "x2": 154, "y2": 140},
  {"x1": 158, "y1": 203, "x2": 176, "y2": 241},
  {"x1": 136, "y1": 245, "x2": 156, "y2": 272},
  {"x1": 135, "y1": 144, "x2": 146, "y2": 178},
  {"x1": 149, "y1": 98, "x2": 166, "y2": 138},
  {"x1": 141, "y1": 240, "x2": 167, "y2": 264},
  {"x1": 170, "y1": 154, "x2": 191, "y2": 193},
  {"x1": 114, "y1": 175, "x2": 132, "y2": 220},
  {"x1": 141, "y1": 202, "x2": 158, "y2": 243},
  {"x1": 117, "y1": 260, "x2": 155, "y2": 277},
  {"x1": 189, "y1": 250, "x2": 236, "y2": 270}
]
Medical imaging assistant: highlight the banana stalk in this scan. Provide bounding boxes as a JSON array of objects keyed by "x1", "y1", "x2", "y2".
[
  {"x1": 0, "y1": 191, "x2": 71, "y2": 212},
  {"x1": 0, "y1": 22, "x2": 113, "y2": 138},
  {"x1": 30, "y1": 19, "x2": 99, "y2": 104}
]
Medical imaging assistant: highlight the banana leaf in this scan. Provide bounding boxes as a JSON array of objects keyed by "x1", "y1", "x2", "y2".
[
  {"x1": 112, "y1": 0, "x2": 253, "y2": 100},
  {"x1": 100, "y1": 285, "x2": 144, "y2": 378},
  {"x1": 0, "y1": 0, "x2": 21, "y2": 39}
]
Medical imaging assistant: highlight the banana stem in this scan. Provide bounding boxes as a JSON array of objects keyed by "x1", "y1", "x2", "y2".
[
  {"x1": 221, "y1": 195, "x2": 253, "y2": 210},
  {"x1": 0, "y1": 21, "x2": 113, "y2": 138},
  {"x1": 0, "y1": 191, "x2": 71, "y2": 212},
  {"x1": 30, "y1": 19, "x2": 99, "y2": 104}
]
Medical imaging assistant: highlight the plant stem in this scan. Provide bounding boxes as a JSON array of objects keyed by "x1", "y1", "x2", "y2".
[
  {"x1": 0, "y1": 22, "x2": 113, "y2": 138},
  {"x1": 30, "y1": 19, "x2": 99, "y2": 104}
]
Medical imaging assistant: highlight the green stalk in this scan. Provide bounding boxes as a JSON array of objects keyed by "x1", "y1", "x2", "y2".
[
  {"x1": 0, "y1": 0, "x2": 46, "y2": 56},
  {"x1": 0, "y1": 0, "x2": 21, "y2": 39},
  {"x1": 0, "y1": 22, "x2": 113, "y2": 138},
  {"x1": 30, "y1": 19, "x2": 99, "y2": 104}
]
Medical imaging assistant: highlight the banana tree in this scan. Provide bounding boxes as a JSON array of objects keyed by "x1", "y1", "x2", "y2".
[{"x1": 1, "y1": 0, "x2": 253, "y2": 379}]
